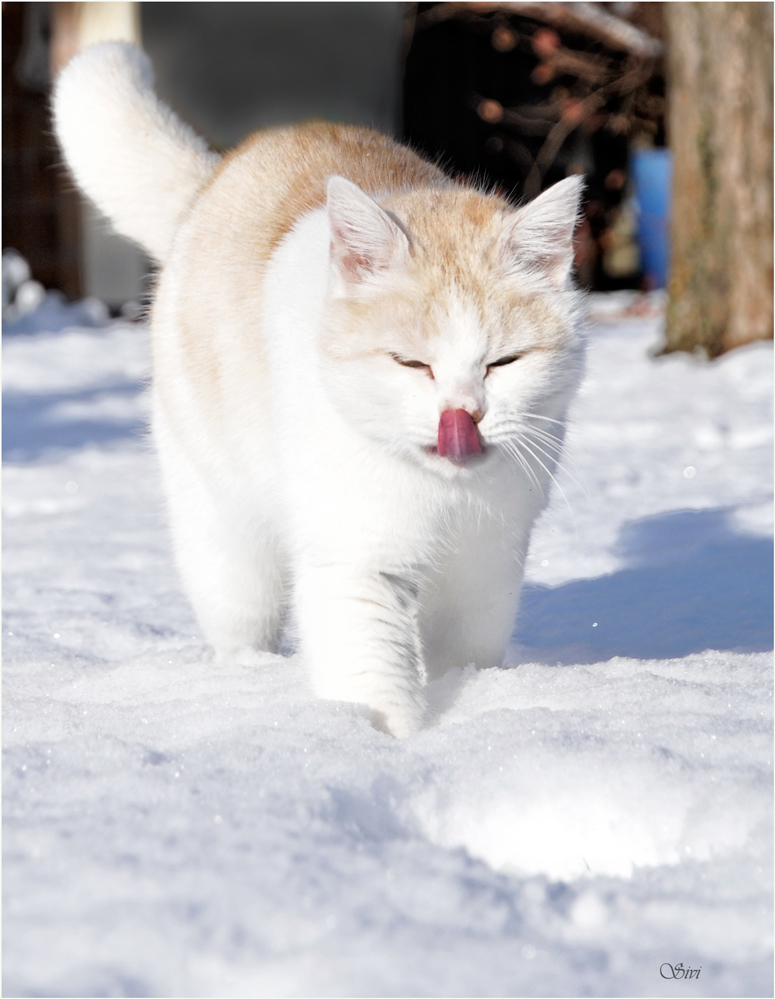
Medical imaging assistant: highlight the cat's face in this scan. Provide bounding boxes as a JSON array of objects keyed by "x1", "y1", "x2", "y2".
[{"x1": 320, "y1": 178, "x2": 585, "y2": 478}]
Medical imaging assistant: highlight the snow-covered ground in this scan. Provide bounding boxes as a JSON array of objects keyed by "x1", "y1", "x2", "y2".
[{"x1": 3, "y1": 294, "x2": 773, "y2": 998}]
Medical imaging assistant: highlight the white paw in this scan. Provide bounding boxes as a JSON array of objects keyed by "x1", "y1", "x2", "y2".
[
  {"x1": 313, "y1": 673, "x2": 426, "y2": 738},
  {"x1": 214, "y1": 645, "x2": 277, "y2": 668},
  {"x1": 370, "y1": 694, "x2": 426, "y2": 738}
]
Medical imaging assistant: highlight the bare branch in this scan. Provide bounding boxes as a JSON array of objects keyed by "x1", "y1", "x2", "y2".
[
  {"x1": 417, "y1": 2, "x2": 663, "y2": 58},
  {"x1": 522, "y1": 56, "x2": 655, "y2": 197},
  {"x1": 537, "y1": 44, "x2": 610, "y2": 85}
]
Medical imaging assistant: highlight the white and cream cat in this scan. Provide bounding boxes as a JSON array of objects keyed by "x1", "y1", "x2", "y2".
[{"x1": 54, "y1": 43, "x2": 585, "y2": 737}]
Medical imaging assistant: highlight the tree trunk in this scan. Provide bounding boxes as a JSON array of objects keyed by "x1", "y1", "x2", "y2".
[{"x1": 664, "y1": 3, "x2": 773, "y2": 357}]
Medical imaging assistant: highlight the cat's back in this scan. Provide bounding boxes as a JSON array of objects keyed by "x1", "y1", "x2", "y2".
[
  {"x1": 167, "y1": 122, "x2": 448, "y2": 357},
  {"x1": 188, "y1": 122, "x2": 447, "y2": 266}
]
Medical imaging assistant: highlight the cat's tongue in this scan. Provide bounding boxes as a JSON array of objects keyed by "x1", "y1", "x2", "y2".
[{"x1": 437, "y1": 409, "x2": 482, "y2": 463}]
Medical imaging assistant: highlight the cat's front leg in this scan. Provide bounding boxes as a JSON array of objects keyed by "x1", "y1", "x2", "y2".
[{"x1": 295, "y1": 564, "x2": 426, "y2": 737}]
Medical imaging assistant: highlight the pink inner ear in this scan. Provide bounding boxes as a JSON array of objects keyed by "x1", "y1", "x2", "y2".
[{"x1": 437, "y1": 409, "x2": 482, "y2": 463}]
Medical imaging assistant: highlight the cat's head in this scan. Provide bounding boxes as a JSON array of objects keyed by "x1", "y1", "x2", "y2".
[{"x1": 319, "y1": 175, "x2": 586, "y2": 478}]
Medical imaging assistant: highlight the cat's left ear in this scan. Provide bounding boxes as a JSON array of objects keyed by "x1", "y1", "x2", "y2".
[
  {"x1": 497, "y1": 176, "x2": 584, "y2": 289},
  {"x1": 327, "y1": 176, "x2": 410, "y2": 294}
]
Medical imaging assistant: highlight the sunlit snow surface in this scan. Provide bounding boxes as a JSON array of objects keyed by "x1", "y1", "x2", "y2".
[{"x1": 3, "y1": 296, "x2": 773, "y2": 998}]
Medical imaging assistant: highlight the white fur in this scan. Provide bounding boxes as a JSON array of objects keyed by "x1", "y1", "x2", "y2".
[
  {"x1": 54, "y1": 43, "x2": 585, "y2": 738},
  {"x1": 53, "y1": 42, "x2": 220, "y2": 261},
  {"x1": 261, "y1": 213, "x2": 581, "y2": 735}
]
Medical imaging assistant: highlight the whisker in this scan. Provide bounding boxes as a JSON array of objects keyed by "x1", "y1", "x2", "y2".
[
  {"x1": 522, "y1": 413, "x2": 568, "y2": 427},
  {"x1": 488, "y1": 423, "x2": 566, "y2": 457},
  {"x1": 518, "y1": 422, "x2": 588, "y2": 476},
  {"x1": 520, "y1": 436, "x2": 562, "y2": 467},
  {"x1": 521, "y1": 429, "x2": 591, "y2": 501},
  {"x1": 524, "y1": 412, "x2": 606, "y2": 446},
  {"x1": 517, "y1": 435, "x2": 577, "y2": 525},
  {"x1": 501, "y1": 439, "x2": 544, "y2": 494},
  {"x1": 521, "y1": 426, "x2": 579, "y2": 468},
  {"x1": 520, "y1": 427, "x2": 565, "y2": 452},
  {"x1": 510, "y1": 442, "x2": 548, "y2": 498}
]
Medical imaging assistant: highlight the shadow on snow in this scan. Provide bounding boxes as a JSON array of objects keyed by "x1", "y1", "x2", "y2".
[
  {"x1": 518, "y1": 507, "x2": 774, "y2": 663},
  {"x1": 2, "y1": 384, "x2": 147, "y2": 460}
]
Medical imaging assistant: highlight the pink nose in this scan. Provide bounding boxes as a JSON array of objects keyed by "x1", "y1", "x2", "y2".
[{"x1": 437, "y1": 409, "x2": 482, "y2": 463}]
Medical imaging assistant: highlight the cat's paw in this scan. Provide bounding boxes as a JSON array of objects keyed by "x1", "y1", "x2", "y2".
[
  {"x1": 313, "y1": 674, "x2": 426, "y2": 738},
  {"x1": 371, "y1": 697, "x2": 426, "y2": 739},
  {"x1": 213, "y1": 645, "x2": 278, "y2": 668}
]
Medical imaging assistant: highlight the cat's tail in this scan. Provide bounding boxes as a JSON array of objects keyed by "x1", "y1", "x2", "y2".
[{"x1": 53, "y1": 41, "x2": 220, "y2": 262}]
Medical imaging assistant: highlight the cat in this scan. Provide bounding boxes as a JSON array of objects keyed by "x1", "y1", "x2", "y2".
[{"x1": 54, "y1": 42, "x2": 585, "y2": 737}]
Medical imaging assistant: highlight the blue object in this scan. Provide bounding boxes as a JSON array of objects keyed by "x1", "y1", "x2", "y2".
[{"x1": 631, "y1": 148, "x2": 672, "y2": 289}]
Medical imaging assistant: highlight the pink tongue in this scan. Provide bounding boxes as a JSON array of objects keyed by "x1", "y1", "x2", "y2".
[{"x1": 437, "y1": 409, "x2": 482, "y2": 463}]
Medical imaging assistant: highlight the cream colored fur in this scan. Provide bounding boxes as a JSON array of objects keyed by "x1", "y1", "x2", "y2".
[{"x1": 54, "y1": 43, "x2": 585, "y2": 737}]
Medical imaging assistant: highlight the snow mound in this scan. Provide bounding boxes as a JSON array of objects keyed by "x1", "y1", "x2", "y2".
[{"x1": 417, "y1": 655, "x2": 770, "y2": 881}]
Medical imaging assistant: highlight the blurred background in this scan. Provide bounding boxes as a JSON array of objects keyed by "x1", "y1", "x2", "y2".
[{"x1": 2, "y1": 1, "x2": 772, "y2": 356}]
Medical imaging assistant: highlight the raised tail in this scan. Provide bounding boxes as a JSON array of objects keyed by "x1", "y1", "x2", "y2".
[{"x1": 53, "y1": 42, "x2": 220, "y2": 262}]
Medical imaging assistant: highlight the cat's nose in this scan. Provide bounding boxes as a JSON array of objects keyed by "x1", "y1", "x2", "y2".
[
  {"x1": 442, "y1": 384, "x2": 486, "y2": 424},
  {"x1": 444, "y1": 401, "x2": 485, "y2": 424}
]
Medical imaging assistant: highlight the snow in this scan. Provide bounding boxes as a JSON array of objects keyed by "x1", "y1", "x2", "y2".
[{"x1": 3, "y1": 295, "x2": 773, "y2": 998}]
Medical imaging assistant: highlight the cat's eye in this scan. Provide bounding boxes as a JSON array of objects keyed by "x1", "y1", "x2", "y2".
[
  {"x1": 390, "y1": 353, "x2": 431, "y2": 373},
  {"x1": 487, "y1": 352, "x2": 524, "y2": 370}
]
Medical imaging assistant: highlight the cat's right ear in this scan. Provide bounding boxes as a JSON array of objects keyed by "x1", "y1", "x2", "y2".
[
  {"x1": 497, "y1": 175, "x2": 584, "y2": 289},
  {"x1": 327, "y1": 176, "x2": 409, "y2": 295}
]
